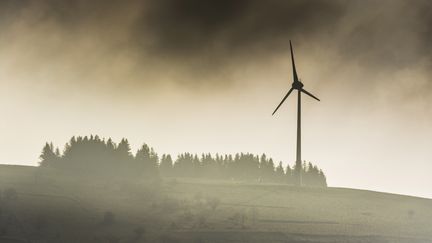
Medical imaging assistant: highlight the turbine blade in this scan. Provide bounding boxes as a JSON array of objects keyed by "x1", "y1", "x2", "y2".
[
  {"x1": 272, "y1": 88, "x2": 294, "y2": 115},
  {"x1": 301, "y1": 89, "x2": 320, "y2": 101},
  {"x1": 290, "y1": 40, "x2": 299, "y2": 82}
]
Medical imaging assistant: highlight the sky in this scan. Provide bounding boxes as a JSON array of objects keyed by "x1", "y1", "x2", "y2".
[{"x1": 0, "y1": 0, "x2": 431, "y2": 198}]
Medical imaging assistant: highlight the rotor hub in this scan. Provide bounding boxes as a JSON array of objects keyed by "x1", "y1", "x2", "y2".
[{"x1": 292, "y1": 81, "x2": 304, "y2": 90}]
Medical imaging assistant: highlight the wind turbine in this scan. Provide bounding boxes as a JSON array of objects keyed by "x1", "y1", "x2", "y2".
[{"x1": 272, "y1": 40, "x2": 320, "y2": 186}]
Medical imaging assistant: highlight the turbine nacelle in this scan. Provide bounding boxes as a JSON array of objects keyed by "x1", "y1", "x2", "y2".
[{"x1": 292, "y1": 80, "x2": 304, "y2": 90}]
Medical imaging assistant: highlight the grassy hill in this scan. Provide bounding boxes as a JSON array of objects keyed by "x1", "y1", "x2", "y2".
[{"x1": 0, "y1": 164, "x2": 430, "y2": 242}]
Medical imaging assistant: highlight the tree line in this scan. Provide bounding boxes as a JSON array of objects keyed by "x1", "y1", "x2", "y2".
[{"x1": 39, "y1": 135, "x2": 327, "y2": 187}]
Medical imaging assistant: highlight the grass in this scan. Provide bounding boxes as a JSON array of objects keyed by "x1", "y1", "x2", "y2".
[{"x1": 0, "y1": 164, "x2": 431, "y2": 242}]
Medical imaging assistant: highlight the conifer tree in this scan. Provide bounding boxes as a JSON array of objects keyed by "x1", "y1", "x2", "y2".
[
  {"x1": 275, "y1": 162, "x2": 285, "y2": 182},
  {"x1": 39, "y1": 142, "x2": 58, "y2": 167},
  {"x1": 160, "y1": 154, "x2": 173, "y2": 176},
  {"x1": 35, "y1": 135, "x2": 327, "y2": 187},
  {"x1": 136, "y1": 144, "x2": 158, "y2": 177},
  {"x1": 285, "y1": 164, "x2": 293, "y2": 184},
  {"x1": 117, "y1": 139, "x2": 132, "y2": 160}
]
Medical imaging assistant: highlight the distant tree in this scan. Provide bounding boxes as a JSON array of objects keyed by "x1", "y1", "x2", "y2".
[
  {"x1": 116, "y1": 138, "x2": 133, "y2": 160},
  {"x1": 55, "y1": 147, "x2": 61, "y2": 157},
  {"x1": 106, "y1": 138, "x2": 116, "y2": 151},
  {"x1": 318, "y1": 169, "x2": 327, "y2": 187},
  {"x1": 115, "y1": 138, "x2": 133, "y2": 175},
  {"x1": 275, "y1": 162, "x2": 285, "y2": 182},
  {"x1": 285, "y1": 164, "x2": 294, "y2": 185},
  {"x1": 39, "y1": 142, "x2": 59, "y2": 167},
  {"x1": 266, "y1": 158, "x2": 276, "y2": 180},
  {"x1": 174, "y1": 153, "x2": 194, "y2": 177},
  {"x1": 36, "y1": 135, "x2": 327, "y2": 187},
  {"x1": 259, "y1": 153, "x2": 267, "y2": 180},
  {"x1": 160, "y1": 154, "x2": 173, "y2": 176},
  {"x1": 135, "y1": 144, "x2": 159, "y2": 178},
  {"x1": 149, "y1": 147, "x2": 159, "y2": 169}
]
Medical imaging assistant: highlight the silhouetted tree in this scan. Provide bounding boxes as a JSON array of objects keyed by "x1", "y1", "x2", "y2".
[
  {"x1": 174, "y1": 153, "x2": 194, "y2": 177},
  {"x1": 116, "y1": 139, "x2": 133, "y2": 161},
  {"x1": 39, "y1": 142, "x2": 59, "y2": 167},
  {"x1": 275, "y1": 162, "x2": 285, "y2": 182},
  {"x1": 285, "y1": 164, "x2": 294, "y2": 184},
  {"x1": 160, "y1": 154, "x2": 173, "y2": 176},
  {"x1": 135, "y1": 144, "x2": 159, "y2": 178},
  {"x1": 37, "y1": 135, "x2": 327, "y2": 187}
]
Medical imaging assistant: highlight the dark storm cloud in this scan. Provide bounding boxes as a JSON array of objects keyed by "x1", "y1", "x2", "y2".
[
  {"x1": 0, "y1": 0, "x2": 432, "y2": 88},
  {"x1": 336, "y1": 0, "x2": 432, "y2": 71},
  {"x1": 135, "y1": 0, "x2": 345, "y2": 58},
  {"x1": 1, "y1": 0, "x2": 346, "y2": 57}
]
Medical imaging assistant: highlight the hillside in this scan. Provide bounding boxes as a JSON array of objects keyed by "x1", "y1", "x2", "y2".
[{"x1": 0, "y1": 164, "x2": 431, "y2": 242}]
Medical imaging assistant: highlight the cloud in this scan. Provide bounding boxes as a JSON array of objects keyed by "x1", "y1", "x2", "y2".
[
  {"x1": 134, "y1": 0, "x2": 345, "y2": 58},
  {"x1": 0, "y1": 0, "x2": 431, "y2": 91}
]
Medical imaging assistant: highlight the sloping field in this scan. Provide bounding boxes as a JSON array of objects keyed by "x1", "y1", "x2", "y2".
[{"x1": 0, "y1": 165, "x2": 430, "y2": 242}]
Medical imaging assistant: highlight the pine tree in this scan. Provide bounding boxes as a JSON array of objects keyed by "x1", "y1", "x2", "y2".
[
  {"x1": 275, "y1": 162, "x2": 285, "y2": 182},
  {"x1": 135, "y1": 144, "x2": 158, "y2": 177},
  {"x1": 160, "y1": 154, "x2": 173, "y2": 176},
  {"x1": 259, "y1": 154, "x2": 267, "y2": 181},
  {"x1": 285, "y1": 164, "x2": 293, "y2": 185},
  {"x1": 117, "y1": 139, "x2": 132, "y2": 159},
  {"x1": 149, "y1": 147, "x2": 159, "y2": 172},
  {"x1": 39, "y1": 142, "x2": 59, "y2": 167},
  {"x1": 115, "y1": 138, "x2": 133, "y2": 175},
  {"x1": 36, "y1": 135, "x2": 328, "y2": 187},
  {"x1": 267, "y1": 158, "x2": 276, "y2": 180}
]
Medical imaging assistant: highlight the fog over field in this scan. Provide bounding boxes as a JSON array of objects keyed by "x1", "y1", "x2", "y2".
[{"x1": 0, "y1": 0, "x2": 431, "y2": 198}]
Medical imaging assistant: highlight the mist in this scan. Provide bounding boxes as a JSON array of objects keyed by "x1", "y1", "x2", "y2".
[{"x1": 0, "y1": 0, "x2": 431, "y2": 200}]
